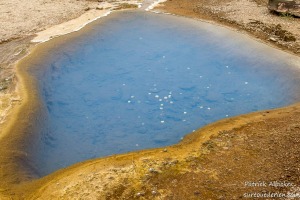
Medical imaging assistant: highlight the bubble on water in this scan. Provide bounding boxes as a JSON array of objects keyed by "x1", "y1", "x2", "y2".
[
  {"x1": 155, "y1": 95, "x2": 159, "y2": 98},
  {"x1": 199, "y1": 106, "x2": 203, "y2": 109},
  {"x1": 159, "y1": 99, "x2": 162, "y2": 101},
  {"x1": 207, "y1": 107, "x2": 211, "y2": 110},
  {"x1": 128, "y1": 100, "x2": 131, "y2": 103},
  {"x1": 183, "y1": 111, "x2": 187, "y2": 114},
  {"x1": 168, "y1": 95, "x2": 172, "y2": 98},
  {"x1": 182, "y1": 119, "x2": 186, "y2": 122},
  {"x1": 226, "y1": 66, "x2": 229, "y2": 68},
  {"x1": 170, "y1": 101, "x2": 174, "y2": 104},
  {"x1": 187, "y1": 67, "x2": 191, "y2": 70},
  {"x1": 160, "y1": 107, "x2": 163, "y2": 110},
  {"x1": 164, "y1": 96, "x2": 168, "y2": 100},
  {"x1": 160, "y1": 104, "x2": 164, "y2": 106},
  {"x1": 123, "y1": 83, "x2": 126, "y2": 86},
  {"x1": 131, "y1": 96, "x2": 135, "y2": 98},
  {"x1": 148, "y1": 92, "x2": 152, "y2": 95},
  {"x1": 245, "y1": 82, "x2": 249, "y2": 84},
  {"x1": 160, "y1": 121, "x2": 165, "y2": 124}
]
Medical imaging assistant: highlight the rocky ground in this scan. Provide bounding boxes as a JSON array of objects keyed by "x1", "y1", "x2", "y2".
[
  {"x1": 0, "y1": 0, "x2": 91, "y2": 126},
  {"x1": 0, "y1": 0, "x2": 300, "y2": 199},
  {"x1": 0, "y1": 0, "x2": 140, "y2": 128},
  {"x1": 160, "y1": 0, "x2": 300, "y2": 55}
]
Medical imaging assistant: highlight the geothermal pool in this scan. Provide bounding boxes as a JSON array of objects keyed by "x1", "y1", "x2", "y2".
[{"x1": 29, "y1": 11, "x2": 300, "y2": 176}]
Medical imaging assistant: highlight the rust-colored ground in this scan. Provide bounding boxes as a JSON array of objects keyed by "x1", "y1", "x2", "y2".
[
  {"x1": 13, "y1": 105, "x2": 300, "y2": 199},
  {"x1": 160, "y1": 0, "x2": 300, "y2": 55}
]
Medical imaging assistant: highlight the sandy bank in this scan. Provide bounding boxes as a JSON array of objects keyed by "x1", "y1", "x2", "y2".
[
  {"x1": 0, "y1": 0, "x2": 141, "y2": 135},
  {"x1": 32, "y1": 1, "x2": 142, "y2": 43},
  {"x1": 19, "y1": 103, "x2": 300, "y2": 199},
  {"x1": 159, "y1": 0, "x2": 300, "y2": 55}
]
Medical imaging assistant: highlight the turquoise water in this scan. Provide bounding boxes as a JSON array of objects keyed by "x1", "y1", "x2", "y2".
[{"x1": 30, "y1": 11, "x2": 300, "y2": 176}]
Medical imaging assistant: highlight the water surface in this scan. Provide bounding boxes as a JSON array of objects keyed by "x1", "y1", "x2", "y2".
[{"x1": 30, "y1": 11, "x2": 300, "y2": 176}]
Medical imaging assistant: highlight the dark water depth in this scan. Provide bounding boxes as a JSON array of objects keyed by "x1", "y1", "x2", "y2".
[{"x1": 29, "y1": 11, "x2": 300, "y2": 176}]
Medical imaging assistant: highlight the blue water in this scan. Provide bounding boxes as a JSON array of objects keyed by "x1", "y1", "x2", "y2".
[{"x1": 30, "y1": 11, "x2": 300, "y2": 176}]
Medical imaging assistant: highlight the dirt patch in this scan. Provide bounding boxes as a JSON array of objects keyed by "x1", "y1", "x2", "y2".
[
  {"x1": 15, "y1": 105, "x2": 300, "y2": 199},
  {"x1": 0, "y1": 0, "x2": 140, "y2": 133},
  {"x1": 160, "y1": 0, "x2": 300, "y2": 55}
]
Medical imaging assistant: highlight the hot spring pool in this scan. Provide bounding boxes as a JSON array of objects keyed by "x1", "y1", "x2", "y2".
[{"x1": 28, "y1": 11, "x2": 300, "y2": 176}]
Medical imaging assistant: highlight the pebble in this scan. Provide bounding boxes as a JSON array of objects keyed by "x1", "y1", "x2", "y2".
[
  {"x1": 269, "y1": 37, "x2": 277, "y2": 42},
  {"x1": 149, "y1": 168, "x2": 157, "y2": 173},
  {"x1": 136, "y1": 192, "x2": 145, "y2": 197}
]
